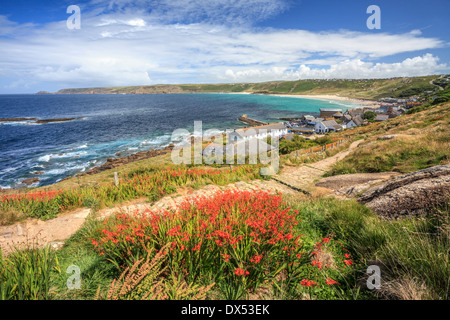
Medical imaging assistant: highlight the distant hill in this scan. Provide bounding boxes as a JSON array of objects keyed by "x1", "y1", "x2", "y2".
[{"x1": 52, "y1": 75, "x2": 446, "y2": 100}]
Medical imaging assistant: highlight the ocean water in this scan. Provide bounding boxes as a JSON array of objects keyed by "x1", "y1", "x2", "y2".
[{"x1": 0, "y1": 93, "x2": 360, "y2": 188}]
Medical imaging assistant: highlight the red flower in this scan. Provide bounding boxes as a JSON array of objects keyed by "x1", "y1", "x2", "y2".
[
  {"x1": 234, "y1": 268, "x2": 249, "y2": 276},
  {"x1": 326, "y1": 278, "x2": 339, "y2": 285},
  {"x1": 250, "y1": 254, "x2": 263, "y2": 264},
  {"x1": 300, "y1": 279, "x2": 317, "y2": 287}
]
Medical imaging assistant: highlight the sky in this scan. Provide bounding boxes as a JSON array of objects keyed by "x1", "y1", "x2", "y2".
[{"x1": 0, "y1": 0, "x2": 449, "y2": 93}]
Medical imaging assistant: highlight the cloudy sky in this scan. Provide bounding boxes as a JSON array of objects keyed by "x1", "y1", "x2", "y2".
[{"x1": 0, "y1": 0, "x2": 449, "y2": 93}]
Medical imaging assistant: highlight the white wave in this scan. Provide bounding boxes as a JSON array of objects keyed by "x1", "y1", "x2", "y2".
[
  {"x1": 0, "y1": 121, "x2": 40, "y2": 126},
  {"x1": 326, "y1": 100, "x2": 361, "y2": 109},
  {"x1": 44, "y1": 168, "x2": 67, "y2": 175},
  {"x1": 140, "y1": 134, "x2": 172, "y2": 146},
  {"x1": 44, "y1": 162, "x2": 92, "y2": 175},
  {"x1": 38, "y1": 151, "x2": 89, "y2": 162},
  {"x1": 0, "y1": 167, "x2": 17, "y2": 175},
  {"x1": 203, "y1": 129, "x2": 225, "y2": 139},
  {"x1": 38, "y1": 154, "x2": 52, "y2": 162},
  {"x1": 59, "y1": 151, "x2": 88, "y2": 158}
]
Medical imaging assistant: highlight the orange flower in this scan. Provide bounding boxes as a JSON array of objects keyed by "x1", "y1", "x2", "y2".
[
  {"x1": 300, "y1": 279, "x2": 317, "y2": 287},
  {"x1": 326, "y1": 278, "x2": 339, "y2": 285},
  {"x1": 234, "y1": 268, "x2": 249, "y2": 276}
]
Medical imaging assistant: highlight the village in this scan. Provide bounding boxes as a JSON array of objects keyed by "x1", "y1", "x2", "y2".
[
  {"x1": 235, "y1": 96, "x2": 420, "y2": 141},
  {"x1": 201, "y1": 96, "x2": 422, "y2": 159}
]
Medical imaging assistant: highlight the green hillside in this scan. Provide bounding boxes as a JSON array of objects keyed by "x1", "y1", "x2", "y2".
[{"x1": 54, "y1": 75, "x2": 446, "y2": 100}]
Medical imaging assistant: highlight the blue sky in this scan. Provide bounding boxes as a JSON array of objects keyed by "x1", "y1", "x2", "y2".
[{"x1": 0, "y1": 0, "x2": 449, "y2": 93}]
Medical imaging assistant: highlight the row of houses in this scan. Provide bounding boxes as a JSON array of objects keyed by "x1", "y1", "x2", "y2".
[{"x1": 304, "y1": 105, "x2": 405, "y2": 134}]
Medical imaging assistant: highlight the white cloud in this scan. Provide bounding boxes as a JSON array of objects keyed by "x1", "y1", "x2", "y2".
[
  {"x1": 126, "y1": 18, "x2": 146, "y2": 27},
  {"x1": 0, "y1": 3, "x2": 448, "y2": 92},
  {"x1": 89, "y1": 0, "x2": 289, "y2": 25},
  {"x1": 220, "y1": 54, "x2": 448, "y2": 82}
]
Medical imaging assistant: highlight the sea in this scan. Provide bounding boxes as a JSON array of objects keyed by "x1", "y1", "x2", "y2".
[{"x1": 0, "y1": 93, "x2": 362, "y2": 188}]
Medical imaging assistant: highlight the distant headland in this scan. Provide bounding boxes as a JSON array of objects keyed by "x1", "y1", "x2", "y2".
[{"x1": 37, "y1": 75, "x2": 446, "y2": 102}]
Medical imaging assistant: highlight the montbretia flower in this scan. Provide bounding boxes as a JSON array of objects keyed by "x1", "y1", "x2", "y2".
[
  {"x1": 326, "y1": 278, "x2": 339, "y2": 285},
  {"x1": 234, "y1": 268, "x2": 249, "y2": 276},
  {"x1": 300, "y1": 279, "x2": 317, "y2": 287}
]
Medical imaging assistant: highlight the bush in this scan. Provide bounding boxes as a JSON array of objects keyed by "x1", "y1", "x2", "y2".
[
  {"x1": 90, "y1": 190, "x2": 358, "y2": 299},
  {"x1": 362, "y1": 111, "x2": 376, "y2": 121}
]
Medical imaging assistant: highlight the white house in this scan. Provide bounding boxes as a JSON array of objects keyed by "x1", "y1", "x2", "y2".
[
  {"x1": 344, "y1": 115, "x2": 363, "y2": 129},
  {"x1": 229, "y1": 122, "x2": 288, "y2": 142},
  {"x1": 315, "y1": 119, "x2": 342, "y2": 133}
]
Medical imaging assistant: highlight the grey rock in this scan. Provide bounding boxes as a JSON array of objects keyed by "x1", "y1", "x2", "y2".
[
  {"x1": 358, "y1": 165, "x2": 450, "y2": 218},
  {"x1": 21, "y1": 177, "x2": 40, "y2": 185},
  {"x1": 1, "y1": 228, "x2": 14, "y2": 238},
  {"x1": 16, "y1": 224, "x2": 24, "y2": 236},
  {"x1": 377, "y1": 135, "x2": 398, "y2": 140}
]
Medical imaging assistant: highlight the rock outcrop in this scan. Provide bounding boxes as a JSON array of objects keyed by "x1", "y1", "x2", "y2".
[
  {"x1": 21, "y1": 177, "x2": 40, "y2": 185},
  {"x1": 81, "y1": 143, "x2": 175, "y2": 175},
  {"x1": 315, "y1": 172, "x2": 399, "y2": 197},
  {"x1": 358, "y1": 165, "x2": 450, "y2": 218}
]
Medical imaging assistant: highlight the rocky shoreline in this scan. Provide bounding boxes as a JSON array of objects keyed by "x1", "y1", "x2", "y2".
[{"x1": 78, "y1": 143, "x2": 176, "y2": 176}]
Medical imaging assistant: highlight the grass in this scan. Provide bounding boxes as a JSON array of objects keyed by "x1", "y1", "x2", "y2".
[
  {"x1": 0, "y1": 164, "x2": 264, "y2": 222},
  {"x1": 278, "y1": 135, "x2": 334, "y2": 155},
  {"x1": 325, "y1": 103, "x2": 450, "y2": 176},
  {"x1": 290, "y1": 196, "x2": 449, "y2": 300},
  {"x1": 0, "y1": 245, "x2": 56, "y2": 300},
  {"x1": 281, "y1": 140, "x2": 351, "y2": 167},
  {"x1": 326, "y1": 132, "x2": 449, "y2": 175}
]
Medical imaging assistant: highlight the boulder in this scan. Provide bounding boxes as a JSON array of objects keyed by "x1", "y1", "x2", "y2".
[
  {"x1": 358, "y1": 165, "x2": 450, "y2": 218},
  {"x1": 21, "y1": 177, "x2": 40, "y2": 185}
]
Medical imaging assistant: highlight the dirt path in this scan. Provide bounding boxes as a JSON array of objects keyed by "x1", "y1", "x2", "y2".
[
  {"x1": 273, "y1": 140, "x2": 364, "y2": 191},
  {"x1": 0, "y1": 140, "x2": 363, "y2": 255}
]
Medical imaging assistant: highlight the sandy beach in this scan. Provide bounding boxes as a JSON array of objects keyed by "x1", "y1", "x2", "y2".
[{"x1": 264, "y1": 93, "x2": 380, "y2": 108}]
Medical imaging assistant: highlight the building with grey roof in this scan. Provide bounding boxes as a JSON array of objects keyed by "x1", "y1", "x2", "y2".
[
  {"x1": 315, "y1": 119, "x2": 342, "y2": 133},
  {"x1": 320, "y1": 108, "x2": 343, "y2": 118}
]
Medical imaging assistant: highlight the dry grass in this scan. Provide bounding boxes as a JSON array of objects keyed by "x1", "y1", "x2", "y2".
[
  {"x1": 380, "y1": 277, "x2": 432, "y2": 300},
  {"x1": 326, "y1": 126, "x2": 449, "y2": 176},
  {"x1": 96, "y1": 244, "x2": 170, "y2": 300},
  {"x1": 0, "y1": 208, "x2": 25, "y2": 226},
  {"x1": 96, "y1": 243, "x2": 215, "y2": 300}
]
